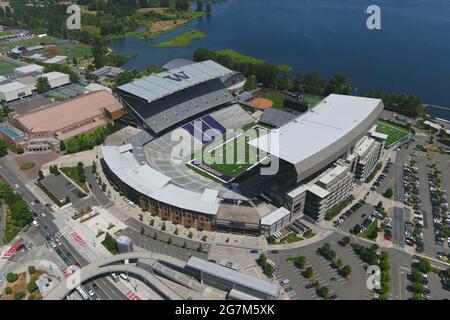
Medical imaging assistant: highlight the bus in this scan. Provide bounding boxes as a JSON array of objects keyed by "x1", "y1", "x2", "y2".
[{"x1": 76, "y1": 286, "x2": 89, "y2": 300}]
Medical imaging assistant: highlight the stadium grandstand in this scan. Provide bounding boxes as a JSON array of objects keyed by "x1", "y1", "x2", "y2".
[
  {"x1": 101, "y1": 58, "x2": 387, "y2": 235},
  {"x1": 116, "y1": 60, "x2": 235, "y2": 136}
]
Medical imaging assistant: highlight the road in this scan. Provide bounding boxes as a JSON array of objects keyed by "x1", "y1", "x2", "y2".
[
  {"x1": 0, "y1": 159, "x2": 126, "y2": 300},
  {"x1": 392, "y1": 207, "x2": 405, "y2": 247}
]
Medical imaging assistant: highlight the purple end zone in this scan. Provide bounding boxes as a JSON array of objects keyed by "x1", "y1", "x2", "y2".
[
  {"x1": 190, "y1": 161, "x2": 233, "y2": 183},
  {"x1": 202, "y1": 115, "x2": 226, "y2": 135}
]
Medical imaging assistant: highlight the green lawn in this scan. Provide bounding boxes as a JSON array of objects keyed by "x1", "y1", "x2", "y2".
[
  {"x1": 0, "y1": 31, "x2": 11, "y2": 37},
  {"x1": 19, "y1": 162, "x2": 35, "y2": 171},
  {"x1": 0, "y1": 61, "x2": 15, "y2": 75},
  {"x1": 192, "y1": 125, "x2": 268, "y2": 179},
  {"x1": 60, "y1": 167, "x2": 89, "y2": 193},
  {"x1": 361, "y1": 220, "x2": 378, "y2": 240},
  {"x1": 303, "y1": 94, "x2": 323, "y2": 108},
  {"x1": 52, "y1": 43, "x2": 92, "y2": 58},
  {"x1": 279, "y1": 233, "x2": 304, "y2": 244},
  {"x1": 262, "y1": 91, "x2": 286, "y2": 110},
  {"x1": 215, "y1": 49, "x2": 264, "y2": 64},
  {"x1": 153, "y1": 29, "x2": 206, "y2": 47},
  {"x1": 375, "y1": 120, "x2": 409, "y2": 147}
]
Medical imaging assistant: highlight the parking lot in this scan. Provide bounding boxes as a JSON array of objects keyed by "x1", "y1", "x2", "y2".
[
  {"x1": 39, "y1": 174, "x2": 87, "y2": 206},
  {"x1": 269, "y1": 236, "x2": 380, "y2": 300}
]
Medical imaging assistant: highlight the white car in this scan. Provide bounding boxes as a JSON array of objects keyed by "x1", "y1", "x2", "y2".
[
  {"x1": 120, "y1": 273, "x2": 129, "y2": 281},
  {"x1": 41, "y1": 212, "x2": 46, "y2": 218},
  {"x1": 88, "y1": 290, "x2": 95, "y2": 296}
]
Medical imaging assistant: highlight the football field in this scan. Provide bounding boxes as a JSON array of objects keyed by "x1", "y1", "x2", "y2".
[{"x1": 194, "y1": 126, "x2": 268, "y2": 179}]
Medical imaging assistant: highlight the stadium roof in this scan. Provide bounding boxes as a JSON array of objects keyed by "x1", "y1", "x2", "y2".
[
  {"x1": 259, "y1": 108, "x2": 298, "y2": 127},
  {"x1": 118, "y1": 60, "x2": 233, "y2": 104},
  {"x1": 186, "y1": 256, "x2": 279, "y2": 298},
  {"x1": 101, "y1": 145, "x2": 220, "y2": 216},
  {"x1": 249, "y1": 94, "x2": 383, "y2": 180}
]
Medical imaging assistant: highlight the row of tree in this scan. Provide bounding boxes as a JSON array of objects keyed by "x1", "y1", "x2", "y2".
[
  {"x1": 193, "y1": 48, "x2": 425, "y2": 117},
  {"x1": 0, "y1": 181, "x2": 34, "y2": 230},
  {"x1": 66, "y1": 124, "x2": 120, "y2": 154}
]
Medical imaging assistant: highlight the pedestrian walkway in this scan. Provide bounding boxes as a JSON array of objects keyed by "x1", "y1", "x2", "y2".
[
  {"x1": 126, "y1": 290, "x2": 141, "y2": 300},
  {"x1": 1, "y1": 240, "x2": 24, "y2": 260},
  {"x1": 69, "y1": 231, "x2": 86, "y2": 247},
  {"x1": 21, "y1": 233, "x2": 36, "y2": 250}
]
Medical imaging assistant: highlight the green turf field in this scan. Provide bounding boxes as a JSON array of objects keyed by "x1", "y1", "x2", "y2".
[
  {"x1": 0, "y1": 36, "x2": 58, "y2": 51},
  {"x1": 194, "y1": 126, "x2": 267, "y2": 178},
  {"x1": 375, "y1": 120, "x2": 409, "y2": 147},
  {"x1": 0, "y1": 61, "x2": 15, "y2": 75}
]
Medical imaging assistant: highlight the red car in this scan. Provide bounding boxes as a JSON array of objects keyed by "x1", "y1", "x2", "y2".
[{"x1": 384, "y1": 235, "x2": 392, "y2": 241}]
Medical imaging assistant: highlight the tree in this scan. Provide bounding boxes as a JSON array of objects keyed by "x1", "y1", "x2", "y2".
[
  {"x1": 411, "y1": 293, "x2": 424, "y2": 300},
  {"x1": 182, "y1": 241, "x2": 187, "y2": 249},
  {"x1": 26, "y1": 281, "x2": 38, "y2": 293},
  {"x1": 417, "y1": 258, "x2": 432, "y2": 274},
  {"x1": 35, "y1": 76, "x2": 51, "y2": 94},
  {"x1": 167, "y1": 237, "x2": 172, "y2": 245},
  {"x1": 149, "y1": 219, "x2": 154, "y2": 226},
  {"x1": 4, "y1": 287, "x2": 12, "y2": 295},
  {"x1": 341, "y1": 265, "x2": 352, "y2": 278},
  {"x1": 383, "y1": 188, "x2": 394, "y2": 198},
  {"x1": 409, "y1": 269, "x2": 424, "y2": 283},
  {"x1": 244, "y1": 75, "x2": 258, "y2": 91},
  {"x1": 188, "y1": 231, "x2": 193, "y2": 239},
  {"x1": 317, "y1": 286, "x2": 329, "y2": 298},
  {"x1": 294, "y1": 256, "x2": 306, "y2": 269},
  {"x1": 304, "y1": 72, "x2": 326, "y2": 95},
  {"x1": 6, "y1": 272, "x2": 18, "y2": 283},
  {"x1": 0, "y1": 140, "x2": 8, "y2": 157},
  {"x1": 197, "y1": 244, "x2": 203, "y2": 252},
  {"x1": 341, "y1": 236, "x2": 351, "y2": 247},
  {"x1": 161, "y1": 223, "x2": 166, "y2": 231},
  {"x1": 201, "y1": 235, "x2": 208, "y2": 242},
  {"x1": 64, "y1": 196, "x2": 70, "y2": 204},
  {"x1": 332, "y1": 258, "x2": 343, "y2": 269},
  {"x1": 324, "y1": 73, "x2": 352, "y2": 96},
  {"x1": 303, "y1": 267, "x2": 314, "y2": 278},
  {"x1": 411, "y1": 282, "x2": 424, "y2": 294},
  {"x1": 28, "y1": 265, "x2": 36, "y2": 274},
  {"x1": 60, "y1": 140, "x2": 66, "y2": 152},
  {"x1": 174, "y1": 228, "x2": 179, "y2": 235},
  {"x1": 140, "y1": 226, "x2": 145, "y2": 235},
  {"x1": 38, "y1": 170, "x2": 44, "y2": 181},
  {"x1": 193, "y1": 48, "x2": 216, "y2": 62}
]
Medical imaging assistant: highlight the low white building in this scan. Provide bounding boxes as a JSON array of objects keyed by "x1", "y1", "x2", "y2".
[
  {"x1": 41, "y1": 71, "x2": 70, "y2": 88},
  {"x1": 0, "y1": 81, "x2": 32, "y2": 102},
  {"x1": 14, "y1": 64, "x2": 45, "y2": 75}
]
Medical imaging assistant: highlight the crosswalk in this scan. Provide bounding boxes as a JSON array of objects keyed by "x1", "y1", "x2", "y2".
[
  {"x1": 1, "y1": 240, "x2": 25, "y2": 260},
  {"x1": 335, "y1": 229, "x2": 352, "y2": 237},
  {"x1": 70, "y1": 231, "x2": 86, "y2": 246},
  {"x1": 126, "y1": 290, "x2": 141, "y2": 300},
  {"x1": 21, "y1": 234, "x2": 36, "y2": 250}
]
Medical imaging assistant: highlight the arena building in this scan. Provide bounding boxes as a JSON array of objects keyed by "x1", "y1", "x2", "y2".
[
  {"x1": 101, "y1": 60, "x2": 385, "y2": 235},
  {"x1": 10, "y1": 90, "x2": 124, "y2": 144}
]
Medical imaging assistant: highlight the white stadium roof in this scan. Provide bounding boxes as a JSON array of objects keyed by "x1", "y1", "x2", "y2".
[
  {"x1": 102, "y1": 145, "x2": 220, "y2": 216},
  {"x1": 249, "y1": 94, "x2": 384, "y2": 167},
  {"x1": 118, "y1": 60, "x2": 233, "y2": 103}
]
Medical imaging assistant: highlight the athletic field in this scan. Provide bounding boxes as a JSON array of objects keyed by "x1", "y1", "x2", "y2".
[
  {"x1": 375, "y1": 120, "x2": 409, "y2": 147},
  {"x1": 193, "y1": 126, "x2": 268, "y2": 179}
]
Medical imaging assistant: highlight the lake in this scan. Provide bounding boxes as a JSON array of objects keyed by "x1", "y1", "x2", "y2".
[{"x1": 107, "y1": 0, "x2": 450, "y2": 120}]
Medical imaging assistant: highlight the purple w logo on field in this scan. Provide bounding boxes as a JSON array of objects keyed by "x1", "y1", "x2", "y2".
[{"x1": 163, "y1": 71, "x2": 190, "y2": 82}]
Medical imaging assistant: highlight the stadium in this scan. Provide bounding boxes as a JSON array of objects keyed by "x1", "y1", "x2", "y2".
[{"x1": 101, "y1": 59, "x2": 386, "y2": 236}]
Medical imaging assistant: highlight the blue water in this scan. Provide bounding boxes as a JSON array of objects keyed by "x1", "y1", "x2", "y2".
[{"x1": 107, "y1": 0, "x2": 450, "y2": 119}]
